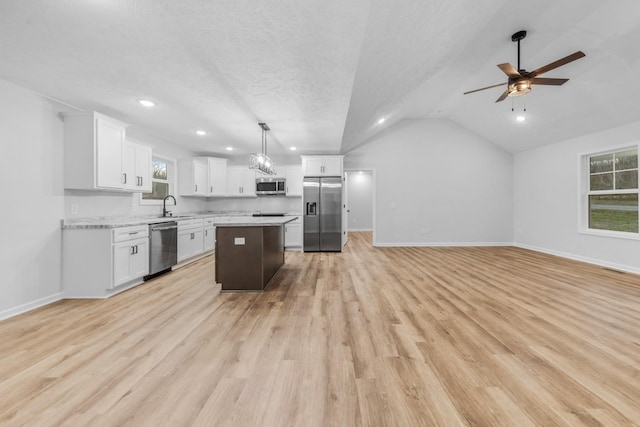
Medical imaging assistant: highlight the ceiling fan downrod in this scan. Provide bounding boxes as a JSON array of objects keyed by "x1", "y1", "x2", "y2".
[{"x1": 512, "y1": 30, "x2": 527, "y2": 72}]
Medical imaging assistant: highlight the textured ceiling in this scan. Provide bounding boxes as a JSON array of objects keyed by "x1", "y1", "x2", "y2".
[{"x1": 0, "y1": 0, "x2": 638, "y2": 159}]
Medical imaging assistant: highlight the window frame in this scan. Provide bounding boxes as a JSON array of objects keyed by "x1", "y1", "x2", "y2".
[
  {"x1": 579, "y1": 144, "x2": 640, "y2": 239},
  {"x1": 139, "y1": 155, "x2": 176, "y2": 206}
]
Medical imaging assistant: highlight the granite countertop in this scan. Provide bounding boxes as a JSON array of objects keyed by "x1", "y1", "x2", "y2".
[
  {"x1": 62, "y1": 212, "x2": 301, "y2": 229},
  {"x1": 214, "y1": 216, "x2": 298, "y2": 227}
]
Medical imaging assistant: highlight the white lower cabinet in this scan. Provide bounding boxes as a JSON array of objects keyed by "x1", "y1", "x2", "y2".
[
  {"x1": 113, "y1": 237, "x2": 149, "y2": 288},
  {"x1": 63, "y1": 225, "x2": 149, "y2": 298},
  {"x1": 178, "y1": 219, "x2": 205, "y2": 262},
  {"x1": 203, "y1": 217, "x2": 215, "y2": 252},
  {"x1": 285, "y1": 219, "x2": 302, "y2": 249}
]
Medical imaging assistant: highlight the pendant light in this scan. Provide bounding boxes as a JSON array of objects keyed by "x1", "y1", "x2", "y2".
[{"x1": 249, "y1": 122, "x2": 276, "y2": 175}]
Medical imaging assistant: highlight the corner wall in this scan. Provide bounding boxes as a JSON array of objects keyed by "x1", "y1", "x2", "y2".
[
  {"x1": 513, "y1": 121, "x2": 640, "y2": 273},
  {"x1": 0, "y1": 79, "x2": 65, "y2": 319},
  {"x1": 344, "y1": 119, "x2": 513, "y2": 246}
]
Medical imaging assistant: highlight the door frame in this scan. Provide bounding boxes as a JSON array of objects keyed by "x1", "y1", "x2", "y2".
[{"x1": 344, "y1": 168, "x2": 376, "y2": 246}]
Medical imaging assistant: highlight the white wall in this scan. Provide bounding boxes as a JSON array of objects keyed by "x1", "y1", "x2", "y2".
[
  {"x1": 346, "y1": 171, "x2": 373, "y2": 231},
  {"x1": 514, "y1": 121, "x2": 640, "y2": 273},
  {"x1": 344, "y1": 119, "x2": 513, "y2": 245},
  {"x1": 0, "y1": 79, "x2": 65, "y2": 319}
]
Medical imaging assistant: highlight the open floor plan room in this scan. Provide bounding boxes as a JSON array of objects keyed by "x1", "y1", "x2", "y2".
[{"x1": 1, "y1": 232, "x2": 639, "y2": 426}]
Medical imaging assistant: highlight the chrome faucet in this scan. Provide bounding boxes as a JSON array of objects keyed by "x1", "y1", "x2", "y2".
[{"x1": 162, "y1": 195, "x2": 177, "y2": 217}]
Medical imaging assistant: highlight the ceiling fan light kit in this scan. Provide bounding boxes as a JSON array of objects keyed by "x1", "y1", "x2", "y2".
[
  {"x1": 509, "y1": 80, "x2": 531, "y2": 97},
  {"x1": 464, "y1": 30, "x2": 585, "y2": 103},
  {"x1": 249, "y1": 122, "x2": 277, "y2": 175}
]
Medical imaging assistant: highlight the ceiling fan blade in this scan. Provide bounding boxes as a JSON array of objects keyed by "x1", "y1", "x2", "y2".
[
  {"x1": 497, "y1": 63, "x2": 522, "y2": 78},
  {"x1": 464, "y1": 82, "x2": 506, "y2": 95},
  {"x1": 528, "y1": 51, "x2": 586, "y2": 78},
  {"x1": 530, "y1": 77, "x2": 569, "y2": 86},
  {"x1": 495, "y1": 88, "x2": 509, "y2": 103}
]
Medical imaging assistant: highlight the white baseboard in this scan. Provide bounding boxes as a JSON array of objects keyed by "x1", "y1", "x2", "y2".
[
  {"x1": 374, "y1": 241, "x2": 513, "y2": 247},
  {"x1": 348, "y1": 228, "x2": 372, "y2": 232},
  {"x1": 514, "y1": 242, "x2": 640, "y2": 275},
  {"x1": 0, "y1": 292, "x2": 63, "y2": 322}
]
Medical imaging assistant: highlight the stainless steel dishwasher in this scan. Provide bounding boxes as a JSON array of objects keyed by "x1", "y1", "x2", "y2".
[{"x1": 146, "y1": 221, "x2": 178, "y2": 279}]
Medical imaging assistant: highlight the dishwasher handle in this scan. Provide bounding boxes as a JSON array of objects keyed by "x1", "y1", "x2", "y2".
[{"x1": 151, "y1": 225, "x2": 178, "y2": 231}]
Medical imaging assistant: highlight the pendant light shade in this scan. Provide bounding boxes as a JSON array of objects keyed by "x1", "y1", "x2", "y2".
[{"x1": 249, "y1": 122, "x2": 276, "y2": 175}]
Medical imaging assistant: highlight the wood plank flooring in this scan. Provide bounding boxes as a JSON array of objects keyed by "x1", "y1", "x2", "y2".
[{"x1": 1, "y1": 232, "x2": 640, "y2": 426}]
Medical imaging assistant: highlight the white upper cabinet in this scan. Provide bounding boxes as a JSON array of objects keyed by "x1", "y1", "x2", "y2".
[
  {"x1": 178, "y1": 158, "x2": 208, "y2": 196},
  {"x1": 95, "y1": 118, "x2": 126, "y2": 189},
  {"x1": 64, "y1": 112, "x2": 129, "y2": 191},
  {"x1": 207, "y1": 157, "x2": 228, "y2": 196},
  {"x1": 63, "y1": 112, "x2": 152, "y2": 193},
  {"x1": 226, "y1": 166, "x2": 256, "y2": 197},
  {"x1": 285, "y1": 165, "x2": 303, "y2": 196},
  {"x1": 178, "y1": 157, "x2": 228, "y2": 197},
  {"x1": 301, "y1": 155, "x2": 343, "y2": 177},
  {"x1": 122, "y1": 141, "x2": 152, "y2": 192}
]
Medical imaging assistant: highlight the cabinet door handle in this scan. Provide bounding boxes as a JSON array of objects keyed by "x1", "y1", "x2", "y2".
[
  {"x1": 138, "y1": 176, "x2": 142, "y2": 186},
  {"x1": 128, "y1": 231, "x2": 139, "y2": 235},
  {"x1": 131, "y1": 245, "x2": 135, "y2": 255},
  {"x1": 191, "y1": 232, "x2": 194, "y2": 239},
  {"x1": 123, "y1": 173, "x2": 127, "y2": 184},
  {"x1": 210, "y1": 186, "x2": 213, "y2": 193},
  {"x1": 195, "y1": 184, "x2": 198, "y2": 192}
]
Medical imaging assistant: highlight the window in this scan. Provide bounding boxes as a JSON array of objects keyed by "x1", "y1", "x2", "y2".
[
  {"x1": 141, "y1": 157, "x2": 174, "y2": 203},
  {"x1": 585, "y1": 147, "x2": 638, "y2": 234}
]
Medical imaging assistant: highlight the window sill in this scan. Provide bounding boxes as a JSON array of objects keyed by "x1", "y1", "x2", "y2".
[
  {"x1": 578, "y1": 228, "x2": 640, "y2": 241},
  {"x1": 139, "y1": 196, "x2": 164, "y2": 206}
]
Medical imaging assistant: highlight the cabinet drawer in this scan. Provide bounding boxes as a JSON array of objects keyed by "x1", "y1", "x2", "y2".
[
  {"x1": 112, "y1": 225, "x2": 149, "y2": 243},
  {"x1": 204, "y1": 217, "x2": 216, "y2": 226},
  {"x1": 178, "y1": 218, "x2": 204, "y2": 230}
]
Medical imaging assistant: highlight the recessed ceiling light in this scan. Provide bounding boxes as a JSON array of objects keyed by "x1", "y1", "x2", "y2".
[
  {"x1": 226, "y1": 146, "x2": 234, "y2": 151},
  {"x1": 289, "y1": 146, "x2": 297, "y2": 151},
  {"x1": 195, "y1": 130, "x2": 207, "y2": 136},
  {"x1": 377, "y1": 117, "x2": 385, "y2": 125},
  {"x1": 138, "y1": 99, "x2": 155, "y2": 107},
  {"x1": 516, "y1": 115, "x2": 526, "y2": 122}
]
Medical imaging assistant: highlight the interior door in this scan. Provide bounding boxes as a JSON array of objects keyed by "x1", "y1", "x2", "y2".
[{"x1": 342, "y1": 172, "x2": 348, "y2": 246}]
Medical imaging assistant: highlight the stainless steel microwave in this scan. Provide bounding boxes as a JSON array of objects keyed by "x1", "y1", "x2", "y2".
[{"x1": 256, "y1": 177, "x2": 286, "y2": 195}]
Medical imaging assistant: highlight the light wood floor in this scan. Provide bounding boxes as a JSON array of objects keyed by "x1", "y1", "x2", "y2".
[{"x1": 2, "y1": 232, "x2": 640, "y2": 426}]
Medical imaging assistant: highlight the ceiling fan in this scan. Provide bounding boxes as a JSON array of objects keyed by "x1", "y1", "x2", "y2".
[{"x1": 464, "y1": 30, "x2": 585, "y2": 102}]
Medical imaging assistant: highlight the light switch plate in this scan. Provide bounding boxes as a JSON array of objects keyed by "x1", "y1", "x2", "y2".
[{"x1": 234, "y1": 237, "x2": 245, "y2": 245}]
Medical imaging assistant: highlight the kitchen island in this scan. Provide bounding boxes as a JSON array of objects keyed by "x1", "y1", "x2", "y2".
[{"x1": 215, "y1": 216, "x2": 298, "y2": 292}]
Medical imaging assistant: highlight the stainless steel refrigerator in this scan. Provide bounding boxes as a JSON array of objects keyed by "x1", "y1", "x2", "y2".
[{"x1": 303, "y1": 177, "x2": 342, "y2": 252}]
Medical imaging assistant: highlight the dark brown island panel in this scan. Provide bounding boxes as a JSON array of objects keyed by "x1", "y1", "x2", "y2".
[{"x1": 215, "y1": 217, "x2": 297, "y2": 291}]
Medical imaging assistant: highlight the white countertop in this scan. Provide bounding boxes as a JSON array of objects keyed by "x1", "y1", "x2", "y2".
[{"x1": 62, "y1": 213, "x2": 301, "y2": 229}]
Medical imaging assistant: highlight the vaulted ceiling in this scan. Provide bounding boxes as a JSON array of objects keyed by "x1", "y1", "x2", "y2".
[{"x1": 0, "y1": 0, "x2": 638, "y2": 160}]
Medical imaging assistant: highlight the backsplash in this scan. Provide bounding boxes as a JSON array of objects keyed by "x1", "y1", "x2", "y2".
[
  {"x1": 206, "y1": 196, "x2": 302, "y2": 214},
  {"x1": 64, "y1": 190, "x2": 206, "y2": 219},
  {"x1": 64, "y1": 190, "x2": 301, "y2": 219}
]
